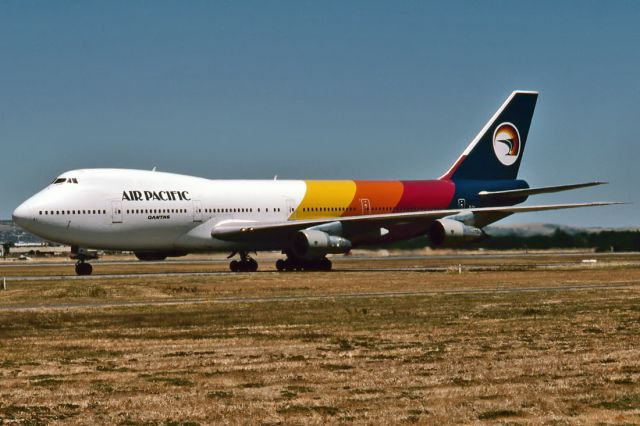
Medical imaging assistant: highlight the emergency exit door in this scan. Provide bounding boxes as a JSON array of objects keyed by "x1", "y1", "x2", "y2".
[
  {"x1": 111, "y1": 200, "x2": 123, "y2": 223},
  {"x1": 193, "y1": 200, "x2": 203, "y2": 222}
]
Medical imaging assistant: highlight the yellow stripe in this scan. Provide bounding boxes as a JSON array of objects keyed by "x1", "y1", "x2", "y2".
[{"x1": 294, "y1": 180, "x2": 357, "y2": 219}]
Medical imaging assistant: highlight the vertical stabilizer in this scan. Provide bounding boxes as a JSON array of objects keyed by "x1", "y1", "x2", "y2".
[{"x1": 441, "y1": 91, "x2": 538, "y2": 181}]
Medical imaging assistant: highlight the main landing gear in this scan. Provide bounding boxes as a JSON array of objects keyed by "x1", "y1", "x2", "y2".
[
  {"x1": 229, "y1": 251, "x2": 258, "y2": 272},
  {"x1": 226, "y1": 251, "x2": 333, "y2": 272},
  {"x1": 275, "y1": 254, "x2": 332, "y2": 272}
]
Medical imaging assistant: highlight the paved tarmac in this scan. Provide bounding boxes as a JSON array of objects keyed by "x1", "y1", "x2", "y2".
[
  {"x1": 1, "y1": 251, "x2": 637, "y2": 268},
  {"x1": 5, "y1": 261, "x2": 640, "y2": 282}
]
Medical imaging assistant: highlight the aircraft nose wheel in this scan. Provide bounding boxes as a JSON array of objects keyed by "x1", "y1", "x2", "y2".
[{"x1": 75, "y1": 262, "x2": 93, "y2": 276}]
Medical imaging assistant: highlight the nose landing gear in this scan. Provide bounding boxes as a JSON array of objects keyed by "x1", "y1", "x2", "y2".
[
  {"x1": 71, "y1": 246, "x2": 98, "y2": 276},
  {"x1": 75, "y1": 261, "x2": 93, "y2": 276},
  {"x1": 228, "y1": 251, "x2": 258, "y2": 272}
]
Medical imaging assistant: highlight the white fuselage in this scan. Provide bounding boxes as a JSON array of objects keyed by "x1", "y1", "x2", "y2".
[{"x1": 13, "y1": 169, "x2": 306, "y2": 252}]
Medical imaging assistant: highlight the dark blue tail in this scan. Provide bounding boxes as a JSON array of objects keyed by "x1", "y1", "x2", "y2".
[{"x1": 441, "y1": 91, "x2": 538, "y2": 181}]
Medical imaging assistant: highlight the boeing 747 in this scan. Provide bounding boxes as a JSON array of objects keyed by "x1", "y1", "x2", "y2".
[{"x1": 12, "y1": 91, "x2": 618, "y2": 275}]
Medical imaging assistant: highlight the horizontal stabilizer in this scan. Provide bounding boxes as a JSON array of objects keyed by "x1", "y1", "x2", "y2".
[{"x1": 478, "y1": 182, "x2": 607, "y2": 198}]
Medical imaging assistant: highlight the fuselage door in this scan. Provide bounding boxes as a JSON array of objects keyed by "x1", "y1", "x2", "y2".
[
  {"x1": 285, "y1": 199, "x2": 296, "y2": 220},
  {"x1": 193, "y1": 200, "x2": 203, "y2": 222},
  {"x1": 111, "y1": 200, "x2": 123, "y2": 224},
  {"x1": 360, "y1": 198, "x2": 371, "y2": 215}
]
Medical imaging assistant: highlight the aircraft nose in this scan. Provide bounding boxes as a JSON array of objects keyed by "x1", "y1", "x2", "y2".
[{"x1": 12, "y1": 201, "x2": 34, "y2": 229}]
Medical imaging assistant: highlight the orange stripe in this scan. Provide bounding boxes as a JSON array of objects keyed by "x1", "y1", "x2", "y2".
[{"x1": 346, "y1": 181, "x2": 404, "y2": 215}]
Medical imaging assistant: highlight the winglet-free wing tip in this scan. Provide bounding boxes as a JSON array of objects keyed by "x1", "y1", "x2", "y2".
[{"x1": 588, "y1": 201, "x2": 626, "y2": 207}]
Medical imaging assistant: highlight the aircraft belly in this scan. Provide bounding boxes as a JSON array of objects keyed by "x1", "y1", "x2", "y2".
[{"x1": 59, "y1": 220, "x2": 190, "y2": 251}]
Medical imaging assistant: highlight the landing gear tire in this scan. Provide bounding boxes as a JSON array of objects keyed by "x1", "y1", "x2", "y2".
[
  {"x1": 276, "y1": 255, "x2": 332, "y2": 272},
  {"x1": 319, "y1": 257, "x2": 332, "y2": 271},
  {"x1": 229, "y1": 253, "x2": 258, "y2": 272},
  {"x1": 75, "y1": 262, "x2": 93, "y2": 276},
  {"x1": 248, "y1": 258, "x2": 258, "y2": 272}
]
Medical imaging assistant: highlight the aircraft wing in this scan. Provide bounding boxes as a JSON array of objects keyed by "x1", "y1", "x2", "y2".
[{"x1": 211, "y1": 201, "x2": 621, "y2": 243}]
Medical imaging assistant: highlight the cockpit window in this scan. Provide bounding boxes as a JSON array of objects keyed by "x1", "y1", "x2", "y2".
[{"x1": 51, "y1": 177, "x2": 79, "y2": 184}]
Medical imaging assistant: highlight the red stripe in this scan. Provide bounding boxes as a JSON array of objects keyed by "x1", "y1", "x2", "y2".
[{"x1": 396, "y1": 180, "x2": 455, "y2": 211}]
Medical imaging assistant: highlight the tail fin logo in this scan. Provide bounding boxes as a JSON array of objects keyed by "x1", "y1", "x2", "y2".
[{"x1": 492, "y1": 122, "x2": 521, "y2": 166}]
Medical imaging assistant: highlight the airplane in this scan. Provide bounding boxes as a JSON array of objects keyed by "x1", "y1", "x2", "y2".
[{"x1": 12, "y1": 91, "x2": 620, "y2": 275}]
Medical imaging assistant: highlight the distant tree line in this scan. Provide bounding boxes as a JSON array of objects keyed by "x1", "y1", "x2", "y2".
[
  {"x1": 383, "y1": 230, "x2": 640, "y2": 252},
  {"x1": 473, "y1": 230, "x2": 640, "y2": 252}
]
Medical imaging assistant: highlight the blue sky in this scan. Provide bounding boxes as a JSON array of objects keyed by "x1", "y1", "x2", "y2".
[{"x1": 1, "y1": 1, "x2": 638, "y2": 226}]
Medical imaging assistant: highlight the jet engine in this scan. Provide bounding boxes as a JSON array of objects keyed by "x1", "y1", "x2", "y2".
[
  {"x1": 427, "y1": 218, "x2": 484, "y2": 247},
  {"x1": 293, "y1": 230, "x2": 352, "y2": 259}
]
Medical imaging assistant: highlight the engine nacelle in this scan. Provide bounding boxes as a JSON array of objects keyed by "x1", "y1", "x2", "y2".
[
  {"x1": 293, "y1": 230, "x2": 352, "y2": 259},
  {"x1": 428, "y1": 218, "x2": 484, "y2": 247}
]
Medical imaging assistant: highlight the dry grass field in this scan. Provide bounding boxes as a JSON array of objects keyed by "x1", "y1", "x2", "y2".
[{"x1": 1, "y1": 253, "x2": 639, "y2": 424}]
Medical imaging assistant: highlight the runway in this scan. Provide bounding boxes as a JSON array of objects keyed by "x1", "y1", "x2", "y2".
[
  {"x1": 1, "y1": 250, "x2": 638, "y2": 268},
  {"x1": 4, "y1": 260, "x2": 640, "y2": 281},
  {"x1": 5, "y1": 264, "x2": 640, "y2": 282}
]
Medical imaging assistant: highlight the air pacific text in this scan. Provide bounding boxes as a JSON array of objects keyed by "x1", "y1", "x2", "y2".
[{"x1": 122, "y1": 190, "x2": 191, "y2": 202}]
